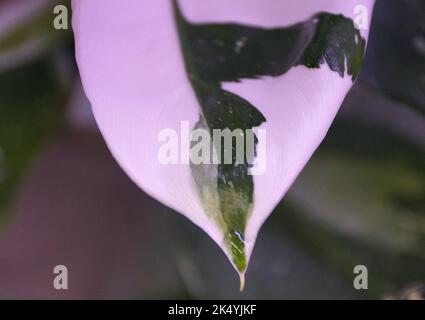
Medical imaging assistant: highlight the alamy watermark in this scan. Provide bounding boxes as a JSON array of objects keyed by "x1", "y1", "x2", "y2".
[
  {"x1": 353, "y1": 265, "x2": 368, "y2": 290},
  {"x1": 157, "y1": 121, "x2": 267, "y2": 175},
  {"x1": 353, "y1": 4, "x2": 369, "y2": 30},
  {"x1": 53, "y1": 5, "x2": 69, "y2": 30},
  {"x1": 53, "y1": 265, "x2": 68, "y2": 290}
]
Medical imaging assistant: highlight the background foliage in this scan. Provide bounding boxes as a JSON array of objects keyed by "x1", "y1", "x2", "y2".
[{"x1": 0, "y1": 0, "x2": 423, "y2": 299}]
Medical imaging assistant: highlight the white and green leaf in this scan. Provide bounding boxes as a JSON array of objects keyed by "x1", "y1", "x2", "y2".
[{"x1": 72, "y1": 0, "x2": 374, "y2": 287}]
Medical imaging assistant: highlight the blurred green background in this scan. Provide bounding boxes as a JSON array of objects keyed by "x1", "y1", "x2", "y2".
[{"x1": 0, "y1": 0, "x2": 423, "y2": 299}]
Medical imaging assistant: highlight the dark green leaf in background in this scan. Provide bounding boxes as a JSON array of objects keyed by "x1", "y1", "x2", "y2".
[
  {"x1": 0, "y1": 56, "x2": 70, "y2": 225},
  {"x1": 362, "y1": 0, "x2": 425, "y2": 114},
  {"x1": 0, "y1": 0, "x2": 73, "y2": 225}
]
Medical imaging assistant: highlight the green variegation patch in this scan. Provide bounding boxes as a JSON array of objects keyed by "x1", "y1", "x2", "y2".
[{"x1": 173, "y1": 0, "x2": 365, "y2": 275}]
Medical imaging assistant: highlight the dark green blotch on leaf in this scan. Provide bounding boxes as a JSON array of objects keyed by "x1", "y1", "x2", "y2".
[{"x1": 173, "y1": 0, "x2": 365, "y2": 272}]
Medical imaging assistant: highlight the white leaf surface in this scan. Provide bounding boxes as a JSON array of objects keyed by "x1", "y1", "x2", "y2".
[{"x1": 72, "y1": 0, "x2": 374, "y2": 287}]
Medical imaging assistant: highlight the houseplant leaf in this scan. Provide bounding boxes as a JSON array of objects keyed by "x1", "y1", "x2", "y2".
[
  {"x1": 0, "y1": 56, "x2": 70, "y2": 225},
  {"x1": 72, "y1": 0, "x2": 374, "y2": 287},
  {"x1": 361, "y1": 0, "x2": 425, "y2": 114},
  {"x1": 0, "y1": 0, "x2": 74, "y2": 226},
  {"x1": 0, "y1": 0, "x2": 72, "y2": 71}
]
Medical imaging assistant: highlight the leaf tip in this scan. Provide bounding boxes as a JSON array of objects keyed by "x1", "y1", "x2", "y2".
[{"x1": 239, "y1": 272, "x2": 246, "y2": 292}]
